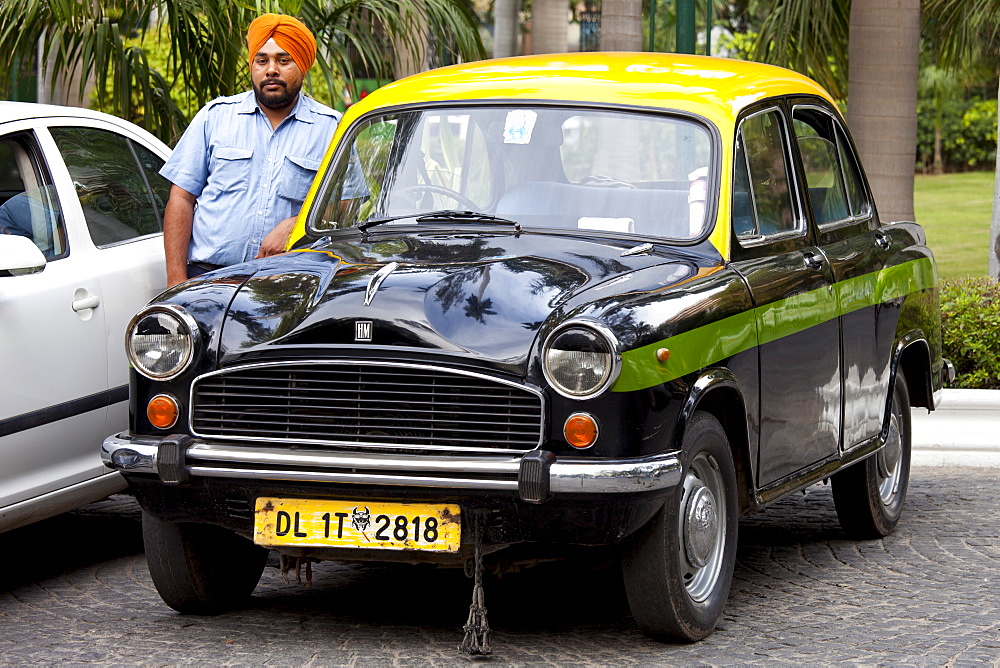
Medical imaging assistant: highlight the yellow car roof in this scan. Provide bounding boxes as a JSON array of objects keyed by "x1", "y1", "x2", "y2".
[{"x1": 337, "y1": 53, "x2": 835, "y2": 135}]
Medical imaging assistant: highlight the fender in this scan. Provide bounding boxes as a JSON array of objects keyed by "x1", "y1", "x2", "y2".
[{"x1": 677, "y1": 368, "x2": 757, "y2": 513}]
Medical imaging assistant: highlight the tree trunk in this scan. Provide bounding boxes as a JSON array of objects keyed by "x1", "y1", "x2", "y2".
[
  {"x1": 530, "y1": 0, "x2": 568, "y2": 54},
  {"x1": 847, "y1": 0, "x2": 920, "y2": 223},
  {"x1": 989, "y1": 80, "x2": 1000, "y2": 279},
  {"x1": 493, "y1": 0, "x2": 520, "y2": 58},
  {"x1": 933, "y1": 123, "x2": 943, "y2": 175},
  {"x1": 599, "y1": 0, "x2": 643, "y2": 51}
]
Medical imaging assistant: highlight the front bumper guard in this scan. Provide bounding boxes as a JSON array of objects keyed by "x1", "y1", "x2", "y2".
[{"x1": 102, "y1": 433, "x2": 682, "y2": 503}]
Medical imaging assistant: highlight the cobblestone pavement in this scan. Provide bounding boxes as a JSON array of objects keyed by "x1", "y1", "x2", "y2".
[{"x1": 1, "y1": 466, "x2": 997, "y2": 666}]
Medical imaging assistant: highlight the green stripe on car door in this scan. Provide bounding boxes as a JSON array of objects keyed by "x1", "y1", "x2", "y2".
[{"x1": 612, "y1": 257, "x2": 935, "y2": 392}]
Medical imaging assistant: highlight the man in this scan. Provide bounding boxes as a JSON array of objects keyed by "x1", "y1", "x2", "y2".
[{"x1": 159, "y1": 14, "x2": 344, "y2": 286}]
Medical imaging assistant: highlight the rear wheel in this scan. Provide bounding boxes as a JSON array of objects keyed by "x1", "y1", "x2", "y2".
[
  {"x1": 832, "y1": 369, "x2": 912, "y2": 538},
  {"x1": 142, "y1": 511, "x2": 268, "y2": 615},
  {"x1": 622, "y1": 411, "x2": 738, "y2": 641}
]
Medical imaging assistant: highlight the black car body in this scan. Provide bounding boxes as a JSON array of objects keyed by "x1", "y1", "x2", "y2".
[{"x1": 104, "y1": 53, "x2": 950, "y2": 641}]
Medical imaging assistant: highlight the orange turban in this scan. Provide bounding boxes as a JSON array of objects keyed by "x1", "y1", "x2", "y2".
[{"x1": 247, "y1": 14, "x2": 317, "y2": 73}]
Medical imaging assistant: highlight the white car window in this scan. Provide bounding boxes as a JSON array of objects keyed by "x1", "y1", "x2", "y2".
[
  {"x1": 0, "y1": 133, "x2": 66, "y2": 260},
  {"x1": 49, "y1": 126, "x2": 168, "y2": 247}
]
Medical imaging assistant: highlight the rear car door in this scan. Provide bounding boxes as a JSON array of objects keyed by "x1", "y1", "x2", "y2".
[
  {"x1": 789, "y1": 100, "x2": 890, "y2": 450},
  {"x1": 728, "y1": 105, "x2": 843, "y2": 488}
]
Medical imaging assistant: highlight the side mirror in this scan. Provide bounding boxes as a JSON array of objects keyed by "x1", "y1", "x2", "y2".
[{"x1": 0, "y1": 234, "x2": 46, "y2": 276}]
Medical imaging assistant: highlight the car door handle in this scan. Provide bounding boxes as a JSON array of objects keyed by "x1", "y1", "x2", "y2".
[
  {"x1": 72, "y1": 294, "x2": 101, "y2": 312},
  {"x1": 803, "y1": 252, "x2": 825, "y2": 270},
  {"x1": 874, "y1": 231, "x2": 891, "y2": 250}
]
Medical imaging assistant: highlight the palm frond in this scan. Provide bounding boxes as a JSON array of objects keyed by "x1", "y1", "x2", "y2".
[{"x1": 751, "y1": 0, "x2": 849, "y2": 100}]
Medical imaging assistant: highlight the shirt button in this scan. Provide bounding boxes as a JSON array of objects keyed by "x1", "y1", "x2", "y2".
[{"x1": 257, "y1": 210, "x2": 263, "y2": 215}]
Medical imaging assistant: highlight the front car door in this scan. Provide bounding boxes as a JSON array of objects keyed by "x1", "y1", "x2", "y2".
[
  {"x1": 0, "y1": 112, "x2": 169, "y2": 530},
  {"x1": 728, "y1": 104, "x2": 843, "y2": 488}
]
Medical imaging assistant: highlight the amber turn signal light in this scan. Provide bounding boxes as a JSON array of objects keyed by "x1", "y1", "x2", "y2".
[
  {"x1": 564, "y1": 412, "x2": 599, "y2": 449},
  {"x1": 147, "y1": 394, "x2": 179, "y2": 430}
]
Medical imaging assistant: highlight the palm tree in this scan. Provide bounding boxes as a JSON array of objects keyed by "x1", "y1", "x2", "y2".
[
  {"x1": 923, "y1": 0, "x2": 1000, "y2": 278},
  {"x1": 0, "y1": 0, "x2": 484, "y2": 144},
  {"x1": 600, "y1": 0, "x2": 643, "y2": 51},
  {"x1": 755, "y1": 0, "x2": 921, "y2": 225}
]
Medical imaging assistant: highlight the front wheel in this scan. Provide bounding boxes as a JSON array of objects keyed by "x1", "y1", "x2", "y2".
[
  {"x1": 622, "y1": 411, "x2": 738, "y2": 641},
  {"x1": 143, "y1": 512, "x2": 268, "y2": 615},
  {"x1": 832, "y1": 368, "x2": 912, "y2": 538}
]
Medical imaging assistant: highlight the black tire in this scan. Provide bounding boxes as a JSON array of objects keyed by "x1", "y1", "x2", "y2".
[
  {"x1": 622, "y1": 411, "x2": 738, "y2": 642},
  {"x1": 832, "y1": 369, "x2": 912, "y2": 539},
  {"x1": 142, "y1": 511, "x2": 268, "y2": 615}
]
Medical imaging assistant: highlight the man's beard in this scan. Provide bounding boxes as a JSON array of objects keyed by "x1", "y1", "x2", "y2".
[{"x1": 253, "y1": 78, "x2": 299, "y2": 110}]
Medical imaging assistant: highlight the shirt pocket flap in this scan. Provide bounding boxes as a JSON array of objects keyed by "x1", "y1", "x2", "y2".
[{"x1": 286, "y1": 155, "x2": 321, "y2": 172}]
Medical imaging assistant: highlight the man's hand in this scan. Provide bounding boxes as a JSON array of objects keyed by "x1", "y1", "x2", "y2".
[{"x1": 256, "y1": 216, "x2": 297, "y2": 258}]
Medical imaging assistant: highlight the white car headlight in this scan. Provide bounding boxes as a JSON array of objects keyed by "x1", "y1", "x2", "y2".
[
  {"x1": 543, "y1": 321, "x2": 621, "y2": 399},
  {"x1": 126, "y1": 305, "x2": 199, "y2": 380}
]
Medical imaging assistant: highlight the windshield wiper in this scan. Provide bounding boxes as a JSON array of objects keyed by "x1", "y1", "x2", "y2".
[
  {"x1": 414, "y1": 210, "x2": 519, "y2": 227},
  {"x1": 357, "y1": 209, "x2": 521, "y2": 232},
  {"x1": 358, "y1": 209, "x2": 521, "y2": 233}
]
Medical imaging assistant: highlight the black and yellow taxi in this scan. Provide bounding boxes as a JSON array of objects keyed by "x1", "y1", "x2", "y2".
[{"x1": 104, "y1": 53, "x2": 950, "y2": 642}]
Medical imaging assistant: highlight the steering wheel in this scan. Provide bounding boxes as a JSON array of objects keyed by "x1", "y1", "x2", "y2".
[{"x1": 397, "y1": 184, "x2": 479, "y2": 210}]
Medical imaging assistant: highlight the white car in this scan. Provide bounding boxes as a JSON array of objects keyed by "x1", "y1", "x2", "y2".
[{"x1": 0, "y1": 102, "x2": 169, "y2": 532}]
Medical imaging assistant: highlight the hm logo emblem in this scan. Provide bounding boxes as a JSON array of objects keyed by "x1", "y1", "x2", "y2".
[{"x1": 355, "y1": 320, "x2": 373, "y2": 342}]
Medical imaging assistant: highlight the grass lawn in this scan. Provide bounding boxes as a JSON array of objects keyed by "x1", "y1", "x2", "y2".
[{"x1": 913, "y1": 171, "x2": 995, "y2": 280}]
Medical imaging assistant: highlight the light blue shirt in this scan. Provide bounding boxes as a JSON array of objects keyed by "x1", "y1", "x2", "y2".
[{"x1": 160, "y1": 91, "x2": 344, "y2": 266}]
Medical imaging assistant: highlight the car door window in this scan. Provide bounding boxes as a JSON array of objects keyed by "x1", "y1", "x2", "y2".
[
  {"x1": 792, "y1": 107, "x2": 853, "y2": 227},
  {"x1": 0, "y1": 133, "x2": 66, "y2": 260},
  {"x1": 836, "y1": 126, "x2": 872, "y2": 221},
  {"x1": 49, "y1": 126, "x2": 168, "y2": 247},
  {"x1": 733, "y1": 109, "x2": 798, "y2": 239}
]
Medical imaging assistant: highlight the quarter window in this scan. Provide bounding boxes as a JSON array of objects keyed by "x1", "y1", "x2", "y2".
[{"x1": 50, "y1": 126, "x2": 169, "y2": 247}]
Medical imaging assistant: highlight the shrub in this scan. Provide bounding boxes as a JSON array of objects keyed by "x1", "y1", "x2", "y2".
[
  {"x1": 917, "y1": 97, "x2": 998, "y2": 173},
  {"x1": 940, "y1": 277, "x2": 1000, "y2": 389}
]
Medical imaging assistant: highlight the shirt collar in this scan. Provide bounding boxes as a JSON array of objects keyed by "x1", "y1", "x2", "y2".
[{"x1": 237, "y1": 90, "x2": 315, "y2": 124}]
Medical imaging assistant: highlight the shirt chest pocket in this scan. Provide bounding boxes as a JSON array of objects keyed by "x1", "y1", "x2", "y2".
[
  {"x1": 278, "y1": 155, "x2": 321, "y2": 206},
  {"x1": 209, "y1": 147, "x2": 253, "y2": 193}
]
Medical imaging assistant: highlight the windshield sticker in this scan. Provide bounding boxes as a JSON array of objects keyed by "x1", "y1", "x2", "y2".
[
  {"x1": 578, "y1": 217, "x2": 635, "y2": 233},
  {"x1": 503, "y1": 110, "x2": 538, "y2": 144}
]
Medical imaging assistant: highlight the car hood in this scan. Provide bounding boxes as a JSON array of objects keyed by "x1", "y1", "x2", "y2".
[{"x1": 217, "y1": 231, "x2": 712, "y2": 369}]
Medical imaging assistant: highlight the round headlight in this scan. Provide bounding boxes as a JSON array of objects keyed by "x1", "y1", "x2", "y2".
[
  {"x1": 543, "y1": 322, "x2": 621, "y2": 399},
  {"x1": 126, "y1": 306, "x2": 198, "y2": 380}
]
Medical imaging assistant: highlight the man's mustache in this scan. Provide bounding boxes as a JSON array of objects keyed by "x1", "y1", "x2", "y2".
[{"x1": 260, "y1": 79, "x2": 286, "y2": 88}]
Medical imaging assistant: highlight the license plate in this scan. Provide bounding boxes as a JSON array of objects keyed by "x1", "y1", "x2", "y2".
[{"x1": 253, "y1": 497, "x2": 461, "y2": 552}]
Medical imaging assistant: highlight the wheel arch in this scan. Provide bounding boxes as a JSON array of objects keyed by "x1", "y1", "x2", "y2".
[
  {"x1": 893, "y1": 333, "x2": 933, "y2": 412},
  {"x1": 679, "y1": 369, "x2": 755, "y2": 515}
]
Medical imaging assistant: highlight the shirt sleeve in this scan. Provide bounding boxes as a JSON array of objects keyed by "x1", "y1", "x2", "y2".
[
  {"x1": 159, "y1": 106, "x2": 212, "y2": 197},
  {"x1": 341, "y1": 147, "x2": 370, "y2": 200}
]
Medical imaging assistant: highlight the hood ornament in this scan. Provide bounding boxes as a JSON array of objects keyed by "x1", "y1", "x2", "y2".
[{"x1": 364, "y1": 261, "x2": 398, "y2": 306}]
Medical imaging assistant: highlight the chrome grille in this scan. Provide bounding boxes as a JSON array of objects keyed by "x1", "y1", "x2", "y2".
[{"x1": 191, "y1": 362, "x2": 544, "y2": 451}]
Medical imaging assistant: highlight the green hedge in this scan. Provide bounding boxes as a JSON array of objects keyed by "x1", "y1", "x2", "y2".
[
  {"x1": 940, "y1": 277, "x2": 1000, "y2": 389},
  {"x1": 917, "y1": 98, "x2": 998, "y2": 173}
]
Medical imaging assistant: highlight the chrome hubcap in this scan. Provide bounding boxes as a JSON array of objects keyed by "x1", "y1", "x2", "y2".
[
  {"x1": 684, "y1": 486, "x2": 718, "y2": 568},
  {"x1": 678, "y1": 453, "x2": 727, "y2": 602}
]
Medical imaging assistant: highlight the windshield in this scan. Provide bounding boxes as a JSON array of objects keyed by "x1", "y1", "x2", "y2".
[{"x1": 311, "y1": 106, "x2": 714, "y2": 240}]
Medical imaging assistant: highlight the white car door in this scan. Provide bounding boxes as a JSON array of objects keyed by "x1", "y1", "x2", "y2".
[{"x1": 0, "y1": 110, "x2": 169, "y2": 531}]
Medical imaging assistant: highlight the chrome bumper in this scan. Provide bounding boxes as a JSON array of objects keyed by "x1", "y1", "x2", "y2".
[{"x1": 102, "y1": 433, "x2": 682, "y2": 503}]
